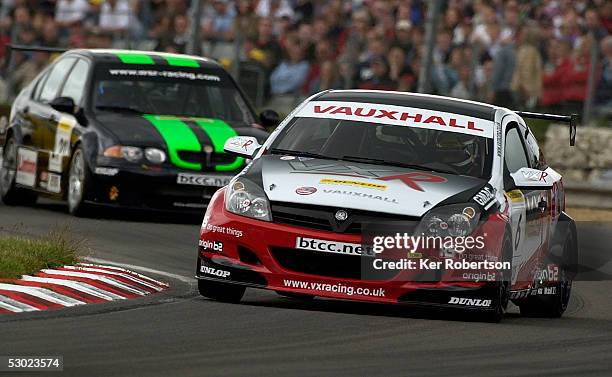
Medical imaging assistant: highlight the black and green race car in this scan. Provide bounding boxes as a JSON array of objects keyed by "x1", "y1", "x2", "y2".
[{"x1": 0, "y1": 49, "x2": 275, "y2": 215}]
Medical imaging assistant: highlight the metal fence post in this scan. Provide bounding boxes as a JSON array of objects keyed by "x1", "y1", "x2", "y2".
[
  {"x1": 582, "y1": 32, "x2": 600, "y2": 125},
  {"x1": 187, "y1": 0, "x2": 203, "y2": 56},
  {"x1": 417, "y1": 0, "x2": 442, "y2": 94}
]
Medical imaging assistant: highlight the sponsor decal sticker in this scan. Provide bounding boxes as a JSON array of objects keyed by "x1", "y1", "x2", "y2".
[
  {"x1": 200, "y1": 265, "x2": 230, "y2": 278},
  {"x1": 296, "y1": 237, "x2": 375, "y2": 256},
  {"x1": 288, "y1": 160, "x2": 446, "y2": 191},
  {"x1": 198, "y1": 240, "x2": 224, "y2": 252},
  {"x1": 473, "y1": 185, "x2": 496, "y2": 208},
  {"x1": 506, "y1": 190, "x2": 524, "y2": 203},
  {"x1": 534, "y1": 264, "x2": 559, "y2": 282},
  {"x1": 203, "y1": 223, "x2": 243, "y2": 238},
  {"x1": 47, "y1": 173, "x2": 61, "y2": 193},
  {"x1": 16, "y1": 148, "x2": 37, "y2": 187},
  {"x1": 320, "y1": 178, "x2": 387, "y2": 190},
  {"x1": 322, "y1": 189, "x2": 399, "y2": 204},
  {"x1": 296, "y1": 186, "x2": 317, "y2": 195},
  {"x1": 177, "y1": 173, "x2": 231, "y2": 187},
  {"x1": 95, "y1": 167, "x2": 119, "y2": 176},
  {"x1": 448, "y1": 297, "x2": 491, "y2": 307},
  {"x1": 510, "y1": 286, "x2": 557, "y2": 300},
  {"x1": 496, "y1": 122, "x2": 502, "y2": 157},
  {"x1": 282, "y1": 279, "x2": 385, "y2": 297},
  {"x1": 49, "y1": 117, "x2": 76, "y2": 173},
  {"x1": 522, "y1": 169, "x2": 549, "y2": 183},
  {"x1": 296, "y1": 101, "x2": 493, "y2": 138}
]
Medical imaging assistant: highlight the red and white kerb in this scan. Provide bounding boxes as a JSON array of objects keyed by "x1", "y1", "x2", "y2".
[{"x1": 296, "y1": 101, "x2": 494, "y2": 139}]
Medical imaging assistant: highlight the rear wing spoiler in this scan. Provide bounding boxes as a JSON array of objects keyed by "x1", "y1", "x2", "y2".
[
  {"x1": 4, "y1": 44, "x2": 67, "y2": 69},
  {"x1": 515, "y1": 111, "x2": 578, "y2": 146},
  {"x1": 6, "y1": 44, "x2": 68, "y2": 54}
]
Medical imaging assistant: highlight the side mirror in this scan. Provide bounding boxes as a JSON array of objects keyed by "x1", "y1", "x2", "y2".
[
  {"x1": 510, "y1": 167, "x2": 554, "y2": 189},
  {"x1": 49, "y1": 96, "x2": 76, "y2": 114},
  {"x1": 224, "y1": 136, "x2": 262, "y2": 159},
  {"x1": 259, "y1": 109, "x2": 280, "y2": 128}
]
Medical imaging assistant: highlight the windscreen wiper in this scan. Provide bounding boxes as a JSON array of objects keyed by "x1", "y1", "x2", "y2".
[
  {"x1": 341, "y1": 155, "x2": 456, "y2": 175},
  {"x1": 95, "y1": 105, "x2": 143, "y2": 114},
  {"x1": 269, "y1": 148, "x2": 337, "y2": 161}
]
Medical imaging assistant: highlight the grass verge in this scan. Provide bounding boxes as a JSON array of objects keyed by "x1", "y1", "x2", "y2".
[{"x1": 0, "y1": 228, "x2": 85, "y2": 279}]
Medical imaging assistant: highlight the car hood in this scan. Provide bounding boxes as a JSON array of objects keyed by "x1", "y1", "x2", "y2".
[
  {"x1": 93, "y1": 112, "x2": 267, "y2": 170},
  {"x1": 256, "y1": 155, "x2": 486, "y2": 217},
  {"x1": 93, "y1": 112, "x2": 166, "y2": 147}
]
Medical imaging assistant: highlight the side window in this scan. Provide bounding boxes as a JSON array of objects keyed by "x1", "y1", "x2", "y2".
[
  {"x1": 504, "y1": 127, "x2": 529, "y2": 173},
  {"x1": 525, "y1": 131, "x2": 547, "y2": 170},
  {"x1": 33, "y1": 71, "x2": 50, "y2": 100},
  {"x1": 39, "y1": 57, "x2": 76, "y2": 103},
  {"x1": 60, "y1": 59, "x2": 90, "y2": 105}
]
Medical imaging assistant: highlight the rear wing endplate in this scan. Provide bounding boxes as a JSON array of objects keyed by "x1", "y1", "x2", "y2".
[{"x1": 515, "y1": 111, "x2": 577, "y2": 146}]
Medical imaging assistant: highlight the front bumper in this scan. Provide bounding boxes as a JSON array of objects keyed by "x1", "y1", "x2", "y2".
[
  {"x1": 195, "y1": 189, "x2": 506, "y2": 310},
  {"x1": 87, "y1": 162, "x2": 236, "y2": 212}
]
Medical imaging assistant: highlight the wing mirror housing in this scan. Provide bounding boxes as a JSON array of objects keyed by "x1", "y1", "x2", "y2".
[
  {"x1": 259, "y1": 109, "x2": 280, "y2": 128},
  {"x1": 510, "y1": 167, "x2": 554, "y2": 189},
  {"x1": 49, "y1": 96, "x2": 77, "y2": 114},
  {"x1": 224, "y1": 136, "x2": 262, "y2": 159}
]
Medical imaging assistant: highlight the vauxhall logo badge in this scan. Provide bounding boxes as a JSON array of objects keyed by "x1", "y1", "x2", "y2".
[{"x1": 335, "y1": 210, "x2": 348, "y2": 221}]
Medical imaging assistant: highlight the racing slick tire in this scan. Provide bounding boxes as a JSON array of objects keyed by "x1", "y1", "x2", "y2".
[
  {"x1": 198, "y1": 279, "x2": 246, "y2": 303},
  {"x1": 518, "y1": 234, "x2": 574, "y2": 318},
  {"x1": 0, "y1": 137, "x2": 37, "y2": 206},
  {"x1": 275, "y1": 291, "x2": 315, "y2": 300},
  {"x1": 67, "y1": 146, "x2": 94, "y2": 216},
  {"x1": 484, "y1": 236, "x2": 512, "y2": 323}
]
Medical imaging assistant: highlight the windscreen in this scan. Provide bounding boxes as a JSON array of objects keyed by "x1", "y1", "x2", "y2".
[
  {"x1": 270, "y1": 101, "x2": 494, "y2": 179},
  {"x1": 92, "y1": 63, "x2": 255, "y2": 124}
]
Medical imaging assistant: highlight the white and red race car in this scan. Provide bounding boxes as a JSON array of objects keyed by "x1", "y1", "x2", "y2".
[{"x1": 195, "y1": 90, "x2": 578, "y2": 322}]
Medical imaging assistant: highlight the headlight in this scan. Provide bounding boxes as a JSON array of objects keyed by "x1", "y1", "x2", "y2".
[
  {"x1": 103, "y1": 145, "x2": 143, "y2": 163},
  {"x1": 145, "y1": 148, "x2": 166, "y2": 164},
  {"x1": 415, "y1": 203, "x2": 481, "y2": 238},
  {"x1": 224, "y1": 178, "x2": 271, "y2": 221}
]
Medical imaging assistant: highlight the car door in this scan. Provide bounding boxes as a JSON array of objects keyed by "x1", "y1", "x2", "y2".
[
  {"x1": 45, "y1": 58, "x2": 91, "y2": 194},
  {"x1": 523, "y1": 126, "x2": 557, "y2": 253},
  {"x1": 503, "y1": 122, "x2": 544, "y2": 283}
]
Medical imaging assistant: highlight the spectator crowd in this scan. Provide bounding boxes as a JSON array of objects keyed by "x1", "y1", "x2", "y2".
[{"x1": 0, "y1": 0, "x2": 611, "y2": 118}]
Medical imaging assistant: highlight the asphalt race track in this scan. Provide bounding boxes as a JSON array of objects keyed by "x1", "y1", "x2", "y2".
[{"x1": 0, "y1": 201, "x2": 611, "y2": 377}]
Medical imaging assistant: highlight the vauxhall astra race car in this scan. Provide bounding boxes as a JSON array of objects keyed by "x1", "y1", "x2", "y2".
[
  {"x1": 196, "y1": 90, "x2": 578, "y2": 321},
  {"x1": 0, "y1": 48, "x2": 273, "y2": 215}
]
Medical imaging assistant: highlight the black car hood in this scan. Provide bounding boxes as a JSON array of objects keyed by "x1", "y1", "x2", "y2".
[
  {"x1": 92, "y1": 112, "x2": 269, "y2": 170},
  {"x1": 93, "y1": 112, "x2": 166, "y2": 147}
]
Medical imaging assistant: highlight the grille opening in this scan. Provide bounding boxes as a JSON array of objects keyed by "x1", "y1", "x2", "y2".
[
  {"x1": 177, "y1": 150, "x2": 238, "y2": 169},
  {"x1": 238, "y1": 246, "x2": 262, "y2": 266},
  {"x1": 270, "y1": 247, "x2": 399, "y2": 280}
]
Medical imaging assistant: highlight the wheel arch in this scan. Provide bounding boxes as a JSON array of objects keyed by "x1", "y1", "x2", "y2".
[
  {"x1": 74, "y1": 132, "x2": 100, "y2": 173},
  {"x1": 558, "y1": 211, "x2": 578, "y2": 278}
]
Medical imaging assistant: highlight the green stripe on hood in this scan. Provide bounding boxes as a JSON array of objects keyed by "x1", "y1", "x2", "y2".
[
  {"x1": 143, "y1": 115, "x2": 201, "y2": 170},
  {"x1": 192, "y1": 118, "x2": 244, "y2": 171}
]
